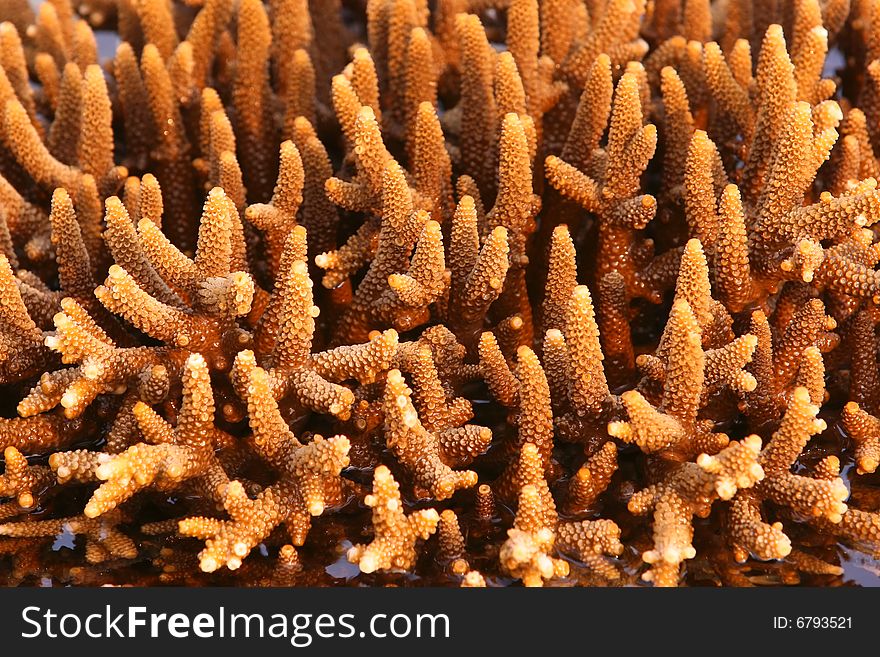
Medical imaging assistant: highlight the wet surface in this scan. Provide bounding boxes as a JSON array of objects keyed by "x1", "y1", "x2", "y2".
[{"x1": 3, "y1": 401, "x2": 879, "y2": 587}]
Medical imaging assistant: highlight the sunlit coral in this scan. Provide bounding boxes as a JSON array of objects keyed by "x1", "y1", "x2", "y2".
[{"x1": 0, "y1": 0, "x2": 879, "y2": 589}]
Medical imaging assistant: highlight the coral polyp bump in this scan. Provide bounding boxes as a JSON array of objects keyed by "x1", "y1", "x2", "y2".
[{"x1": 1, "y1": 0, "x2": 880, "y2": 587}]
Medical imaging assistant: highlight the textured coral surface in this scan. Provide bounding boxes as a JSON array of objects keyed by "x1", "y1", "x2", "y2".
[{"x1": 1, "y1": 0, "x2": 880, "y2": 587}]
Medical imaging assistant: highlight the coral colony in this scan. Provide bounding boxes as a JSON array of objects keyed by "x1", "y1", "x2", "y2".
[{"x1": 1, "y1": 0, "x2": 880, "y2": 588}]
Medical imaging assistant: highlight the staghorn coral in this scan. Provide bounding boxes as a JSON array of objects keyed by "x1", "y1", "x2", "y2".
[
  {"x1": 347, "y1": 465, "x2": 440, "y2": 574},
  {"x1": 0, "y1": 0, "x2": 879, "y2": 589},
  {"x1": 380, "y1": 367, "x2": 487, "y2": 500},
  {"x1": 499, "y1": 443, "x2": 623, "y2": 586}
]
